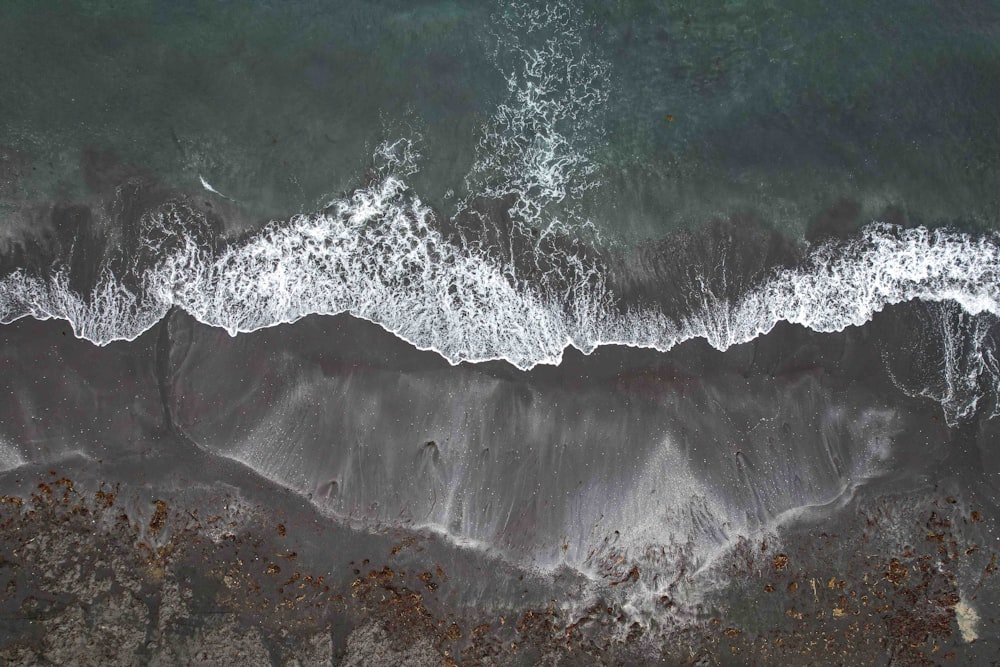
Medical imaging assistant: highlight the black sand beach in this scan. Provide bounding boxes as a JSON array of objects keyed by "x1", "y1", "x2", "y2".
[{"x1": 0, "y1": 301, "x2": 998, "y2": 663}]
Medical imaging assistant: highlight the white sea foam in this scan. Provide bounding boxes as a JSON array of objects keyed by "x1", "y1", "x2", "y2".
[
  {"x1": 2, "y1": 179, "x2": 1000, "y2": 375},
  {"x1": 464, "y1": 0, "x2": 608, "y2": 236},
  {"x1": 2, "y1": 170, "x2": 999, "y2": 467},
  {"x1": 882, "y1": 301, "x2": 1000, "y2": 425},
  {"x1": 199, "y1": 175, "x2": 233, "y2": 201}
]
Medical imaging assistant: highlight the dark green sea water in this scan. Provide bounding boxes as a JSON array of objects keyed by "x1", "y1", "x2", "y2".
[{"x1": 4, "y1": 0, "x2": 1000, "y2": 242}]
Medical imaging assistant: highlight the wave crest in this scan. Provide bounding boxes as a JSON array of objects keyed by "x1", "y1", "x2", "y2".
[{"x1": 3, "y1": 178, "x2": 999, "y2": 375}]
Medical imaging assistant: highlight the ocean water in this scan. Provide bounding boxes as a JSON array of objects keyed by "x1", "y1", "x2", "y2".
[{"x1": 2, "y1": 0, "x2": 1000, "y2": 661}]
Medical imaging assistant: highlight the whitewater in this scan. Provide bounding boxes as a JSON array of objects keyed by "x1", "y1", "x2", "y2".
[{"x1": 0, "y1": 170, "x2": 997, "y2": 373}]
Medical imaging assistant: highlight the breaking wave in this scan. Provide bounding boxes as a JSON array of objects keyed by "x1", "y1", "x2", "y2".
[{"x1": 1, "y1": 170, "x2": 998, "y2": 373}]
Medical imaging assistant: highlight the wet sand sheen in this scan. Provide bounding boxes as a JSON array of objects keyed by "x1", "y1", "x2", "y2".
[{"x1": 0, "y1": 304, "x2": 997, "y2": 662}]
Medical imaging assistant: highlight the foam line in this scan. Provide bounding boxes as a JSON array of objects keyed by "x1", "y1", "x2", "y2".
[{"x1": 1, "y1": 184, "x2": 998, "y2": 372}]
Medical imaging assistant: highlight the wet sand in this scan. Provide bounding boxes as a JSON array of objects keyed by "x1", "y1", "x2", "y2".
[{"x1": 0, "y1": 305, "x2": 997, "y2": 663}]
